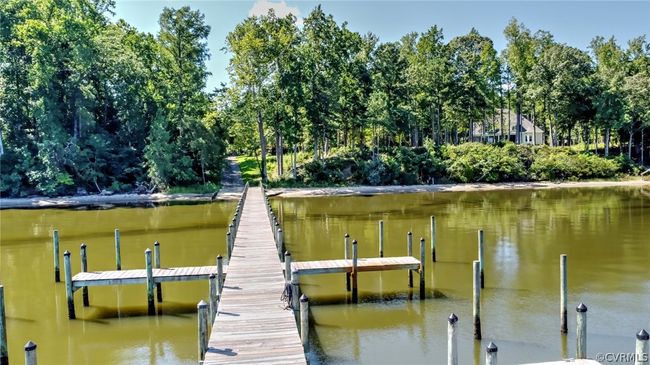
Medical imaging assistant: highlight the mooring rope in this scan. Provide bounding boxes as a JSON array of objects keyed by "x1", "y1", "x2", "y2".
[{"x1": 281, "y1": 282, "x2": 293, "y2": 310}]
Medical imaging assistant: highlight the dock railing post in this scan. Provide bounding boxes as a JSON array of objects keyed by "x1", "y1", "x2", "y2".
[
  {"x1": 217, "y1": 255, "x2": 224, "y2": 295},
  {"x1": 478, "y1": 230, "x2": 484, "y2": 289},
  {"x1": 352, "y1": 240, "x2": 358, "y2": 303},
  {"x1": 53, "y1": 229, "x2": 60, "y2": 282},
  {"x1": 284, "y1": 252, "x2": 292, "y2": 283},
  {"x1": 154, "y1": 241, "x2": 162, "y2": 303},
  {"x1": 636, "y1": 329, "x2": 649, "y2": 365},
  {"x1": 407, "y1": 232, "x2": 413, "y2": 288},
  {"x1": 576, "y1": 303, "x2": 587, "y2": 359},
  {"x1": 378, "y1": 220, "x2": 384, "y2": 258},
  {"x1": 114, "y1": 229, "x2": 121, "y2": 270},
  {"x1": 300, "y1": 294, "x2": 309, "y2": 352},
  {"x1": 419, "y1": 238, "x2": 425, "y2": 299},
  {"x1": 80, "y1": 244, "x2": 89, "y2": 307},
  {"x1": 473, "y1": 260, "x2": 481, "y2": 340},
  {"x1": 145, "y1": 249, "x2": 155, "y2": 315},
  {"x1": 24, "y1": 341, "x2": 36, "y2": 365},
  {"x1": 344, "y1": 234, "x2": 351, "y2": 292},
  {"x1": 64, "y1": 251, "x2": 75, "y2": 319},
  {"x1": 209, "y1": 274, "x2": 218, "y2": 324},
  {"x1": 0, "y1": 285, "x2": 7, "y2": 365},
  {"x1": 291, "y1": 272, "x2": 300, "y2": 311},
  {"x1": 197, "y1": 300, "x2": 208, "y2": 361},
  {"x1": 448, "y1": 313, "x2": 458, "y2": 365},
  {"x1": 560, "y1": 254, "x2": 568, "y2": 334},
  {"x1": 431, "y1": 216, "x2": 437, "y2": 262},
  {"x1": 486, "y1": 342, "x2": 498, "y2": 365}
]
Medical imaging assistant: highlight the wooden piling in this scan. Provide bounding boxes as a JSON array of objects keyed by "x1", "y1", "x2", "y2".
[
  {"x1": 209, "y1": 274, "x2": 218, "y2": 324},
  {"x1": 64, "y1": 251, "x2": 75, "y2": 319},
  {"x1": 114, "y1": 229, "x2": 121, "y2": 270},
  {"x1": 24, "y1": 341, "x2": 36, "y2": 365},
  {"x1": 154, "y1": 241, "x2": 162, "y2": 303},
  {"x1": 0, "y1": 285, "x2": 7, "y2": 365},
  {"x1": 407, "y1": 232, "x2": 413, "y2": 288},
  {"x1": 284, "y1": 252, "x2": 292, "y2": 282},
  {"x1": 228, "y1": 223, "x2": 234, "y2": 246},
  {"x1": 145, "y1": 249, "x2": 154, "y2": 315},
  {"x1": 473, "y1": 260, "x2": 481, "y2": 340},
  {"x1": 430, "y1": 216, "x2": 437, "y2": 262},
  {"x1": 53, "y1": 230, "x2": 60, "y2": 282},
  {"x1": 231, "y1": 218, "x2": 237, "y2": 240},
  {"x1": 226, "y1": 232, "x2": 232, "y2": 259},
  {"x1": 478, "y1": 230, "x2": 484, "y2": 289},
  {"x1": 80, "y1": 244, "x2": 89, "y2": 307},
  {"x1": 636, "y1": 329, "x2": 649, "y2": 365},
  {"x1": 378, "y1": 220, "x2": 384, "y2": 258},
  {"x1": 345, "y1": 234, "x2": 351, "y2": 292},
  {"x1": 448, "y1": 313, "x2": 458, "y2": 365},
  {"x1": 560, "y1": 254, "x2": 568, "y2": 334},
  {"x1": 486, "y1": 342, "x2": 497, "y2": 365},
  {"x1": 197, "y1": 300, "x2": 208, "y2": 361},
  {"x1": 300, "y1": 294, "x2": 309, "y2": 352},
  {"x1": 217, "y1": 255, "x2": 224, "y2": 294},
  {"x1": 291, "y1": 272, "x2": 300, "y2": 311},
  {"x1": 352, "y1": 240, "x2": 358, "y2": 303},
  {"x1": 576, "y1": 303, "x2": 587, "y2": 359},
  {"x1": 419, "y1": 238, "x2": 425, "y2": 299},
  {"x1": 278, "y1": 228, "x2": 284, "y2": 258}
]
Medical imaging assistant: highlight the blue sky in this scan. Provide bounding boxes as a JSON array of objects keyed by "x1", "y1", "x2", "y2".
[{"x1": 113, "y1": 1, "x2": 650, "y2": 91}]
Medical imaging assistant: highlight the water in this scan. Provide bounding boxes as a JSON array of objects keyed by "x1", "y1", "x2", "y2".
[
  {"x1": 0, "y1": 201, "x2": 234, "y2": 365},
  {"x1": 273, "y1": 187, "x2": 650, "y2": 364}
]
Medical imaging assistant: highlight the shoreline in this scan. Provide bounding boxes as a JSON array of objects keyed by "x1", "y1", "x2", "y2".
[{"x1": 267, "y1": 179, "x2": 650, "y2": 198}]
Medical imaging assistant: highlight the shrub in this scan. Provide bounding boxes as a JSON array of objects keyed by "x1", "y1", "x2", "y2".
[
  {"x1": 445, "y1": 143, "x2": 527, "y2": 183},
  {"x1": 531, "y1": 150, "x2": 621, "y2": 180}
]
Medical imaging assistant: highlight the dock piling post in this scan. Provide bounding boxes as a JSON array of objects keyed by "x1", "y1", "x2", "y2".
[
  {"x1": 64, "y1": 251, "x2": 75, "y2": 319},
  {"x1": 486, "y1": 342, "x2": 498, "y2": 365},
  {"x1": 431, "y1": 216, "x2": 437, "y2": 262},
  {"x1": 291, "y1": 272, "x2": 300, "y2": 311},
  {"x1": 407, "y1": 232, "x2": 413, "y2": 288},
  {"x1": 560, "y1": 254, "x2": 567, "y2": 334},
  {"x1": 473, "y1": 260, "x2": 481, "y2": 340},
  {"x1": 352, "y1": 240, "x2": 358, "y2": 303},
  {"x1": 300, "y1": 294, "x2": 309, "y2": 352},
  {"x1": 53, "y1": 230, "x2": 60, "y2": 282},
  {"x1": 419, "y1": 238, "x2": 425, "y2": 299},
  {"x1": 145, "y1": 249, "x2": 155, "y2": 315},
  {"x1": 24, "y1": 341, "x2": 36, "y2": 365},
  {"x1": 209, "y1": 274, "x2": 218, "y2": 324},
  {"x1": 278, "y1": 228, "x2": 284, "y2": 258},
  {"x1": 80, "y1": 244, "x2": 89, "y2": 307},
  {"x1": 0, "y1": 285, "x2": 7, "y2": 365},
  {"x1": 344, "y1": 234, "x2": 351, "y2": 292},
  {"x1": 448, "y1": 313, "x2": 458, "y2": 365},
  {"x1": 226, "y1": 232, "x2": 232, "y2": 259},
  {"x1": 478, "y1": 230, "x2": 484, "y2": 289},
  {"x1": 576, "y1": 303, "x2": 587, "y2": 359},
  {"x1": 284, "y1": 252, "x2": 292, "y2": 282},
  {"x1": 197, "y1": 300, "x2": 208, "y2": 361},
  {"x1": 378, "y1": 220, "x2": 384, "y2": 258},
  {"x1": 217, "y1": 255, "x2": 224, "y2": 295},
  {"x1": 154, "y1": 241, "x2": 162, "y2": 302},
  {"x1": 114, "y1": 229, "x2": 121, "y2": 270},
  {"x1": 636, "y1": 329, "x2": 649, "y2": 365}
]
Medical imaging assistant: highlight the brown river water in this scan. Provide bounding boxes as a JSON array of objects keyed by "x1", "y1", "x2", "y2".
[{"x1": 1, "y1": 187, "x2": 648, "y2": 364}]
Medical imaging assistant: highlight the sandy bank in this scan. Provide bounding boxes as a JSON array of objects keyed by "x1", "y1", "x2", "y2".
[{"x1": 267, "y1": 179, "x2": 650, "y2": 198}]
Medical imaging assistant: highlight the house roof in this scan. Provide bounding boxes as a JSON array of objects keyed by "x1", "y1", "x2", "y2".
[{"x1": 474, "y1": 109, "x2": 544, "y2": 135}]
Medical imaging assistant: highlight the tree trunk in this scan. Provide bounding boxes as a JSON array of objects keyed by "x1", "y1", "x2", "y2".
[
  {"x1": 515, "y1": 101, "x2": 522, "y2": 144},
  {"x1": 641, "y1": 128, "x2": 645, "y2": 166},
  {"x1": 257, "y1": 109, "x2": 267, "y2": 182},
  {"x1": 532, "y1": 106, "x2": 536, "y2": 145},
  {"x1": 292, "y1": 144, "x2": 297, "y2": 179},
  {"x1": 604, "y1": 128, "x2": 610, "y2": 157},
  {"x1": 275, "y1": 131, "x2": 283, "y2": 178},
  {"x1": 628, "y1": 130, "x2": 633, "y2": 160}
]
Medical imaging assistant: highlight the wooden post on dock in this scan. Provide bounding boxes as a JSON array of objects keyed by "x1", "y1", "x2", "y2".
[
  {"x1": 430, "y1": 216, "x2": 437, "y2": 262},
  {"x1": 560, "y1": 254, "x2": 568, "y2": 334},
  {"x1": 344, "y1": 234, "x2": 351, "y2": 292},
  {"x1": 24, "y1": 341, "x2": 36, "y2": 365},
  {"x1": 473, "y1": 260, "x2": 481, "y2": 340},
  {"x1": 478, "y1": 230, "x2": 484, "y2": 289},
  {"x1": 486, "y1": 342, "x2": 497, "y2": 365},
  {"x1": 64, "y1": 251, "x2": 75, "y2": 319},
  {"x1": 209, "y1": 274, "x2": 218, "y2": 323},
  {"x1": 197, "y1": 300, "x2": 208, "y2": 361},
  {"x1": 278, "y1": 228, "x2": 284, "y2": 258},
  {"x1": 407, "y1": 232, "x2": 413, "y2": 288},
  {"x1": 80, "y1": 244, "x2": 89, "y2": 307},
  {"x1": 154, "y1": 241, "x2": 162, "y2": 302},
  {"x1": 228, "y1": 223, "x2": 234, "y2": 246},
  {"x1": 291, "y1": 272, "x2": 300, "y2": 311},
  {"x1": 53, "y1": 230, "x2": 60, "y2": 282},
  {"x1": 114, "y1": 229, "x2": 121, "y2": 270},
  {"x1": 419, "y1": 238, "x2": 425, "y2": 299},
  {"x1": 231, "y1": 218, "x2": 237, "y2": 240},
  {"x1": 217, "y1": 255, "x2": 224, "y2": 295},
  {"x1": 576, "y1": 303, "x2": 587, "y2": 359},
  {"x1": 0, "y1": 285, "x2": 7, "y2": 365},
  {"x1": 378, "y1": 220, "x2": 384, "y2": 258},
  {"x1": 300, "y1": 294, "x2": 309, "y2": 352},
  {"x1": 448, "y1": 313, "x2": 458, "y2": 365},
  {"x1": 284, "y1": 252, "x2": 292, "y2": 282},
  {"x1": 352, "y1": 240, "x2": 358, "y2": 303},
  {"x1": 636, "y1": 329, "x2": 649, "y2": 365},
  {"x1": 226, "y1": 232, "x2": 232, "y2": 259},
  {"x1": 145, "y1": 249, "x2": 155, "y2": 315}
]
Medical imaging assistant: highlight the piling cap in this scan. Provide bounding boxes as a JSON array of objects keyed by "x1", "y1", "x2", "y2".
[
  {"x1": 145, "y1": 248, "x2": 151, "y2": 253},
  {"x1": 80, "y1": 243, "x2": 86, "y2": 248},
  {"x1": 197, "y1": 300, "x2": 207, "y2": 308},
  {"x1": 576, "y1": 303, "x2": 588, "y2": 312},
  {"x1": 24, "y1": 341, "x2": 37, "y2": 351},
  {"x1": 420, "y1": 237, "x2": 425, "y2": 242},
  {"x1": 352, "y1": 240, "x2": 358, "y2": 245},
  {"x1": 300, "y1": 294, "x2": 309, "y2": 302},
  {"x1": 448, "y1": 313, "x2": 458, "y2": 324},
  {"x1": 154, "y1": 241, "x2": 159, "y2": 246},
  {"x1": 64, "y1": 250, "x2": 70, "y2": 256},
  {"x1": 278, "y1": 228, "x2": 282, "y2": 232},
  {"x1": 227, "y1": 232, "x2": 231, "y2": 236},
  {"x1": 638, "y1": 329, "x2": 649, "y2": 341},
  {"x1": 486, "y1": 342, "x2": 498, "y2": 353},
  {"x1": 209, "y1": 273, "x2": 216, "y2": 279},
  {"x1": 345, "y1": 233, "x2": 349, "y2": 238},
  {"x1": 285, "y1": 251, "x2": 291, "y2": 256},
  {"x1": 217, "y1": 254, "x2": 223, "y2": 259},
  {"x1": 408, "y1": 231, "x2": 412, "y2": 236}
]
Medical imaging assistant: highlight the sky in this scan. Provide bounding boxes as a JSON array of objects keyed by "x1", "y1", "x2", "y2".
[{"x1": 112, "y1": 1, "x2": 650, "y2": 91}]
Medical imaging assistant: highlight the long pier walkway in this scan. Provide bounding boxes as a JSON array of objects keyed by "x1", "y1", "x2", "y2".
[{"x1": 203, "y1": 187, "x2": 306, "y2": 364}]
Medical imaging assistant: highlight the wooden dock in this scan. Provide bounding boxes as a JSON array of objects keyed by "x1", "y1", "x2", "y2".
[
  {"x1": 71, "y1": 266, "x2": 224, "y2": 288},
  {"x1": 203, "y1": 187, "x2": 306, "y2": 365},
  {"x1": 291, "y1": 257, "x2": 420, "y2": 275}
]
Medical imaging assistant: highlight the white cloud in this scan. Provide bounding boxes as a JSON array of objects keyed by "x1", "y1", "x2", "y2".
[{"x1": 248, "y1": 0, "x2": 303, "y2": 25}]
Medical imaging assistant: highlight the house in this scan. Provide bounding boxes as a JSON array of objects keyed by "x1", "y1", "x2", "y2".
[{"x1": 472, "y1": 109, "x2": 544, "y2": 145}]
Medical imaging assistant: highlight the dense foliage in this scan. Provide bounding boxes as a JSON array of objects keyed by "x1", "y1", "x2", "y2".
[{"x1": 0, "y1": 0, "x2": 226, "y2": 197}]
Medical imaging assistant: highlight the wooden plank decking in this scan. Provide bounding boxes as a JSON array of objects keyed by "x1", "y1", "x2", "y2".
[
  {"x1": 71, "y1": 266, "x2": 225, "y2": 289},
  {"x1": 203, "y1": 187, "x2": 306, "y2": 365},
  {"x1": 291, "y1": 257, "x2": 421, "y2": 275}
]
